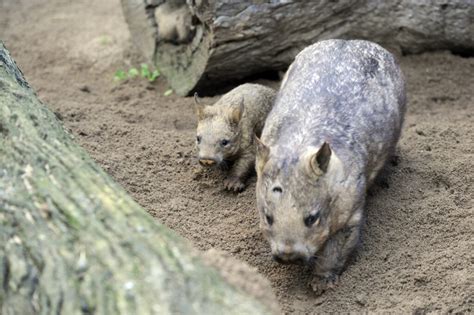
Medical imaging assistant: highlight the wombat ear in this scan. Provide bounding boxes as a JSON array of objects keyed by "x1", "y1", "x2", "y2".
[
  {"x1": 309, "y1": 142, "x2": 332, "y2": 176},
  {"x1": 194, "y1": 92, "x2": 205, "y2": 120},
  {"x1": 255, "y1": 135, "x2": 270, "y2": 174},
  {"x1": 228, "y1": 98, "x2": 244, "y2": 125}
]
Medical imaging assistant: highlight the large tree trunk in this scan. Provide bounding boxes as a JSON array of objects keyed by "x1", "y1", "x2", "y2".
[
  {"x1": 0, "y1": 42, "x2": 278, "y2": 314},
  {"x1": 121, "y1": 0, "x2": 474, "y2": 96}
]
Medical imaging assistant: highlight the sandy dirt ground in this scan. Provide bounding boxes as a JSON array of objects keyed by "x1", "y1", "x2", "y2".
[{"x1": 1, "y1": 0, "x2": 473, "y2": 313}]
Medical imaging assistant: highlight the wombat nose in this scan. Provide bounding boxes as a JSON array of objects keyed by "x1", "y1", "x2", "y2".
[
  {"x1": 272, "y1": 250, "x2": 307, "y2": 265},
  {"x1": 272, "y1": 254, "x2": 287, "y2": 264},
  {"x1": 199, "y1": 158, "x2": 217, "y2": 166}
]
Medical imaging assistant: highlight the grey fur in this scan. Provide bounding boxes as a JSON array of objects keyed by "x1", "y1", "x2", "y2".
[
  {"x1": 196, "y1": 83, "x2": 276, "y2": 191},
  {"x1": 256, "y1": 39, "x2": 406, "y2": 292}
]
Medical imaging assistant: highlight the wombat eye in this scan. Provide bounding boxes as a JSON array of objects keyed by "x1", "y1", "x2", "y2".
[
  {"x1": 304, "y1": 213, "x2": 320, "y2": 227},
  {"x1": 272, "y1": 186, "x2": 282, "y2": 193},
  {"x1": 220, "y1": 139, "x2": 230, "y2": 147},
  {"x1": 196, "y1": 135, "x2": 201, "y2": 144},
  {"x1": 265, "y1": 214, "x2": 274, "y2": 226}
]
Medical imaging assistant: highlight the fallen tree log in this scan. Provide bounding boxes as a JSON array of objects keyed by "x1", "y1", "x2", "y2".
[
  {"x1": 0, "y1": 42, "x2": 278, "y2": 314},
  {"x1": 121, "y1": 0, "x2": 474, "y2": 96}
]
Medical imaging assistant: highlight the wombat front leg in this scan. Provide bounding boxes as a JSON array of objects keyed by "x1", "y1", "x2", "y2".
[
  {"x1": 223, "y1": 149, "x2": 255, "y2": 192},
  {"x1": 311, "y1": 220, "x2": 361, "y2": 295}
]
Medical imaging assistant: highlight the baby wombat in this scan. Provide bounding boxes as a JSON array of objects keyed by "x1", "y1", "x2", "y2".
[
  {"x1": 255, "y1": 39, "x2": 406, "y2": 292},
  {"x1": 195, "y1": 83, "x2": 276, "y2": 191}
]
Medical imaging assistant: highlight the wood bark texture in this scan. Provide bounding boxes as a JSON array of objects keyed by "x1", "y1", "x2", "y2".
[
  {"x1": 121, "y1": 0, "x2": 474, "y2": 96},
  {"x1": 0, "y1": 42, "x2": 277, "y2": 315}
]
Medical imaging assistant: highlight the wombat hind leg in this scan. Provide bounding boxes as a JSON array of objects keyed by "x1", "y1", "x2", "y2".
[{"x1": 371, "y1": 152, "x2": 401, "y2": 191}]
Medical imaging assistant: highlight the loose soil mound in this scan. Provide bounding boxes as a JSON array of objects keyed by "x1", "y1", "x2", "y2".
[{"x1": 1, "y1": 0, "x2": 472, "y2": 312}]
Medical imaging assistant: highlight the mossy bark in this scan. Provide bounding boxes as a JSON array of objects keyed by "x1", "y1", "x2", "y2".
[
  {"x1": 121, "y1": 0, "x2": 474, "y2": 96},
  {"x1": 0, "y1": 42, "x2": 277, "y2": 314}
]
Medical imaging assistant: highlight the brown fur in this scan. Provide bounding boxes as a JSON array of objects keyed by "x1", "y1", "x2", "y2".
[{"x1": 195, "y1": 84, "x2": 276, "y2": 191}]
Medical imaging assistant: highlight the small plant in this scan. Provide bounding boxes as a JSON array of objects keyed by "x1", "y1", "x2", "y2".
[
  {"x1": 114, "y1": 64, "x2": 160, "y2": 82},
  {"x1": 128, "y1": 67, "x2": 139, "y2": 79},
  {"x1": 99, "y1": 35, "x2": 112, "y2": 46},
  {"x1": 140, "y1": 64, "x2": 160, "y2": 82},
  {"x1": 113, "y1": 69, "x2": 127, "y2": 81}
]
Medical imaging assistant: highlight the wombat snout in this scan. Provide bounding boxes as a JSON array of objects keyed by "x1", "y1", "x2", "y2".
[
  {"x1": 198, "y1": 158, "x2": 217, "y2": 167},
  {"x1": 272, "y1": 243, "x2": 309, "y2": 265},
  {"x1": 272, "y1": 254, "x2": 308, "y2": 265}
]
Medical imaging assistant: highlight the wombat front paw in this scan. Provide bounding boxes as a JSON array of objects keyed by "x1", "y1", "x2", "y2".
[
  {"x1": 310, "y1": 274, "x2": 339, "y2": 296},
  {"x1": 224, "y1": 176, "x2": 245, "y2": 192}
]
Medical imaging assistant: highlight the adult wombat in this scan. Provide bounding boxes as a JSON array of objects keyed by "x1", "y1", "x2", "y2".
[
  {"x1": 255, "y1": 39, "x2": 406, "y2": 293},
  {"x1": 195, "y1": 83, "x2": 276, "y2": 191}
]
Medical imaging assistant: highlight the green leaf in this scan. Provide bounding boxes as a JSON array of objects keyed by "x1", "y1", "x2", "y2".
[
  {"x1": 140, "y1": 63, "x2": 150, "y2": 78},
  {"x1": 148, "y1": 70, "x2": 160, "y2": 82},
  {"x1": 99, "y1": 35, "x2": 112, "y2": 45},
  {"x1": 128, "y1": 68, "x2": 139, "y2": 78},
  {"x1": 164, "y1": 89, "x2": 173, "y2": 96},
  {"x1": 113, "y1": 69, "x2": 127, "y2": 81},
  {"x1": 115, "y1": 66, "x2": 160, "y2": 83}
]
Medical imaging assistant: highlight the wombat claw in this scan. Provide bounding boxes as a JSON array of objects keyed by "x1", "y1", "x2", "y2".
[
  {"x1": 310, "y1": 274, "x2": 339, "y2": 295},
  {"x1": 224, "y1": 176, "x2": 245, "y2": 192}
]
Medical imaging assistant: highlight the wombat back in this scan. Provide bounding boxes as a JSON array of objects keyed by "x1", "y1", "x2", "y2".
[{"x1": 266, "y1": 39, "x2": 405, "y2": 149}]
